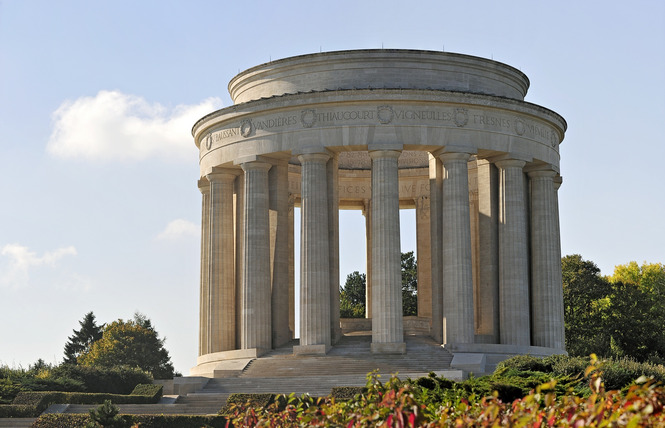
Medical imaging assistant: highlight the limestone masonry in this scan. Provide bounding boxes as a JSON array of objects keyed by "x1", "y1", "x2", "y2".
[{"x1": 191, "y1": 49, "x2": 567, "y2": 376}]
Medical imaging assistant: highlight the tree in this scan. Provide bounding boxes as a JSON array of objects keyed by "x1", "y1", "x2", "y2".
[
  {"x1": 64, "y1": 312, "x2": 104, "y2": 365},
  {"x1": 401, "y1": 251, "x2": 418, "y2": 316},
  {"x1": 340, "y1": 271, "x2": 366, "y2": 318},
  {"x1": 77, "y1": 312, "x2": 175, "y2": 379},
  {"x1": 339, "y1": 252, "x2": 419, "y2": 318},
  {"x1": 561, "y1": 254, "x2": 613, "y2": 358}
]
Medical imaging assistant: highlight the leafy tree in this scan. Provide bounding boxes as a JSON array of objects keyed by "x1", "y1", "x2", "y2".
[
  {"x1": 340, "y1": 271, "x2": 366, "y2": 318},
  {"x1": 339, "y1": 252, "x2": 419, "y2": 318},
  {"x1": 401, "y1": 251, "x2": 418, "y2": 316},
  {"x1": 78, "y1": 313, "x2": 175, "y2": 379},
  {"x1": 64, "y1": 312, "x2": 104, "y2": 365},
  {"x1": 561, "y1": 254, "x2": 612, "y2": 357}
]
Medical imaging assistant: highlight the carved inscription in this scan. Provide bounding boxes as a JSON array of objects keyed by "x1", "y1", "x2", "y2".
[{"x1": 204, "y1": 106, "x2": 557, "y2": 148}]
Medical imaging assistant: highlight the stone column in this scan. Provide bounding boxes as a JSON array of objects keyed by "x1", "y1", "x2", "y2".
[
  {"x1": 439, "y1": 151, "x2": 475, "y2": 344},
  {"x1": 327, "y1": 154, "x2": 342, "y2": 344},
  {"x1": 529, "y1": 168, "x2": 565, "y2": 349},
  {"x1": 287, "y1": 193, "x2": 295, "y2": 339},
  {"x1": 269, "y1": 160, "x2": 291, "y2": 348},
  {"x1": 496, "y1": 159, "x2": 530, "y2": 346},
  {"x1": 369, "y1": 147, "x2": 405, "y2": 354},
  {"x1": 415, "y1": 196, "x2": 432, "y2": 319},
  {"x1": 198, "y1": 179, "x2": 210, "y2": 356},
  {"x1": 476, "y1": 160, "x2": 500, "y2": 343},
  {"x1": 207, "y1": 169, "x2": 239, "y2": 353},
  {"x1": 295, "y1": 152, "x2": 331, "y2": 354},
  {"x1": 240, "y1": 160, "x2": 272, "y2": 352},
  {"x1": 362, "y1": 199, "x2": 372, "y2": 319},
  {"x1": 234, "y1": 174, "x2": 244, "y2": 348},
  {"x1": 428, "y1": 154, "x2": 443, "y2": 343}
]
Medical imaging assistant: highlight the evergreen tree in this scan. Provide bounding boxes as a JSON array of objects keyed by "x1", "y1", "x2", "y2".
[
  {"x1": 63, "y1": 312, "x2": 104, "y2": 365},
  {"x1": 401, "y1": 251, "x2": 418, "y2": 316},
  {"x1": 340, "y1": 271, "x2": 366, "y2": 318}
]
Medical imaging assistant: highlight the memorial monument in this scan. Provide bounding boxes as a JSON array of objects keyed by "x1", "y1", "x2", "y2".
[{"x1": 191, "y1": 49, "x2": 567, "y2": 376}]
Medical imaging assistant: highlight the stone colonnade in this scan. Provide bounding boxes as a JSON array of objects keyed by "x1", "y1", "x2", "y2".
[{"x1": 196, "y1": 146, "x2": 565, "y2": 358}]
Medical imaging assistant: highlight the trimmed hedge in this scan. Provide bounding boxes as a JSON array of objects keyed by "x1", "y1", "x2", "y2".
[
  {"x1": 50, "y1": 365, "x2": 152, "y2": 394},
  {"x1": 32, "y1": 413, "x2": 230, "y2": 428},
  {"x1": 330, "y1": 386, "x2": 366, "y2": 400},
  {"x1": 0, "y1": 384, "x2": 163, "y2": 418},
  {"x1": 226, "y1": 392, "x2": 276, "y2": 408}
]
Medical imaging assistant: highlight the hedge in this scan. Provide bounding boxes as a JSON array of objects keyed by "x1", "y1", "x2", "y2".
[
  {"x1": 330, "y1": 386, "x2": 366, "y2": 400},
  {"x1": 0, "y1": 384, "x2": 162, "y2": 418},
  {"x1": 31, "y1": 413, "x2": 230, "y2": 428}
]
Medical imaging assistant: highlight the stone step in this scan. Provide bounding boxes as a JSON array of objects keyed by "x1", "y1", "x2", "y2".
[{"x1": 0, "y1": 419, "x2": 37, "y2": 428}]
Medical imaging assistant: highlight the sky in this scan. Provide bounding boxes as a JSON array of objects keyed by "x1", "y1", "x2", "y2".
[{"x1": 1, "y1": 1, "x2": 663, "y2": 375}]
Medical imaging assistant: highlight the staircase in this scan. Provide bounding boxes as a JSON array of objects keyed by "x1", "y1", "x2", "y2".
[
  {"x1": 178, "y1": 334, "x2": 454, "y2": 413},
  {"x1": 9, "y1": 334, "x2": 455, "y2": 421}
]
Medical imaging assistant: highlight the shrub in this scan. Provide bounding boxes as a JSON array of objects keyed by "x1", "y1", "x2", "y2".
[
  {"x1": 129, "y1": 383, "x2": 162, "y2": 401},
  {"x1": 331, "y1": 386, "x2": 366, "y2": 400},
  {"x1": 50, "y1": 365, "x2": 152, "y2": 394},
  {"x1": 32, "y1": 414, "x2": 229, "y2": 428}
]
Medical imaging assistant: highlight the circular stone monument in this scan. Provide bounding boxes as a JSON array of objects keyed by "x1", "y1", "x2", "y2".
[{"x1": 191, "y1": 49, "x2": 567, "y2": 376}]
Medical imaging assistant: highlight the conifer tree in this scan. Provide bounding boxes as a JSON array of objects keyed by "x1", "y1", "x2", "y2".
[{"x1": 63, "y1": 311, "x2": 104, "y2": 364}]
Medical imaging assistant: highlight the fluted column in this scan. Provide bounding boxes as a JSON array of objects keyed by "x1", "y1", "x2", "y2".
[
  {"x1": 362, "y1": 199, "x2": 372, "y2": 319},
  {"x1": 370, "y1": 148, "x2": 405, "y2": 354},
  {"x1": 529, "y1": 168, "x2": 565, "y2": 349},
  {"x1": 295, "y1": 152, "x2": 331, "y2": 354},
  {"x1": 327, "y1": 154, "x2": 342, "y2": 344},
  {"x1": 416, "y1": 196, "x2": 432, "y2": 319},
  {"x1": 198, "y1": 179, "x2": 210, "y2": 356},
  {"x1": 428, "y1": 154, "x2": 443, "y2": 343},
  {"x1": 269, "y1": 160, "x2": 290, "y2": 348},
  {"x1": 240, "y1": 160, "x2": 272, "y2": 352},
  {"x1": 496, "y1": 159, "x2": 530, "y2": 346},
  {"x1": 440, "y1": 151, "x2": 475, "y2": 344},
  {"x1": 207, "y1": 169, "x2": 239, "y2": 353},
  {"x1": 287, "y1": 194, "x2": 296, "y2": 339},
  {"x1": 477, "y1": 160, "x2": 500, "y2": 343}
]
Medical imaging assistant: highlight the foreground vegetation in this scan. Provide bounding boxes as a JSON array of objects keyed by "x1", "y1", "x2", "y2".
[{"x1": 221, "y1": 355, "x2": 665, "y2": 427}]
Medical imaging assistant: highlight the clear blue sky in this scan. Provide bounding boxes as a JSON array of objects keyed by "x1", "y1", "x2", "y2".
[{"x1": 1, "y1": 0, "x2": 663, "y2": 374}]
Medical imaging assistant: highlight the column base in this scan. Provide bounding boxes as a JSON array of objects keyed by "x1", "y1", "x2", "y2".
[
  {"x1": 293, "y1": 344, "x2": 330, "y2": 356},
  {"x1": 371, "y1": 342, "x2": 406, "y2": 354}
]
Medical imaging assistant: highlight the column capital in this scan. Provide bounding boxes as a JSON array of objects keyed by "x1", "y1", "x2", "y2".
[
  {"x1": 432, "y1": 145, "x2": 476, "y2": 159},
  {"x1": 369, "y1": 149, "x2": 401, "y2": 160},
  {"x1": 438, "y1": 152, "x2": 472, "y2": 163},
  {"x1": 527, "y1": 169, "x2": 557, "y2": 179},
  {"x1": 206, "y1": 167, "x2": 241, "y2": 183},
  {"x1": 197, "y1": 178, "x2": 210, "y2": 192},
  {"x1": 554, "y1": 175, "x2": 563, "y2": 190},
  {"x1": 368, "y1": 142, "x2": 403, "y2": 152},
  {"x1": 239, "y1": 160, "x2": 272, "y2": 173},
  {"x1": 494, "y1": 158, "x2": 527, "y2": 170},
  {"x1": 298, "y1": 152, "x2": 330, "y2": 164}
]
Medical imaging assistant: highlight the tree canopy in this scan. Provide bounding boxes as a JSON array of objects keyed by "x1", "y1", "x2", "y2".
[
  {"x1": 562, "y1": 255, "x2": 665, "y2": 364},
  {"x1": 339, "y1": 252, "x2": 418, "y2": 318},
  {"x1": 77, "y1": 312, "x2": 175, "y2": 379},
  {"x1": 63, "y1": 312, "x2": 104, "y2": 365}
]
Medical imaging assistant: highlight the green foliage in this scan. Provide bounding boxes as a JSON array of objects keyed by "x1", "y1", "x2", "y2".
[
  {"x1": 64, "y1": 312, "x2": 104, "y2": 365},
  {"x1": 77, "y1": 313, "x2": 175, "y2": 379},
  {"x1": 339, "y1": 271, "x2": 366, "y2": 318},
  {"x1": 401, "y1": 251, "x2": 418, "y2": 316},
  {"x1": 222, "y1": 358, "x2": 665, "y2": 426},
  {"x1": 330, "y1": 386, "x2": 366, "y2": 400},
  {"x1": 0, "y1": 404, "x2": 36, "y2": 418},
  {"x1": 51, "y1": 365, "x2": 152, "y2": 394},
  {"x1": 563, "y1": 255, "x2": 665, "y2": 363},
  {"x1": 129, "y1": 383, "x2": 162, "y2": 400},
  {"x1": 85, "y1": 400, "x2": 126, "y2": 428},
  {"x1": 32, "y1": 414, "x2": 230, "y2": 428}
]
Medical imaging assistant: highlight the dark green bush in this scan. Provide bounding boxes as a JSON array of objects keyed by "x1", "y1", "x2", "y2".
[
  {"x1": 226, "y1": 392, "x2": 275, "y2": 408},
  {"x1": 330, "y1": 386, "x2": 366, "y2": 400},
  {"x1": 51, "y1": 365, "x2": 152, "y2": 394},
  {"x1": 32, "y1": 413, "x2": 230, "y2": 428},
  {"x1": 0, "y1": 404, "x2": 36, "y2": 418},
  {"x1": 129, "y1": 383, "x2": 162, "y2": 401}
]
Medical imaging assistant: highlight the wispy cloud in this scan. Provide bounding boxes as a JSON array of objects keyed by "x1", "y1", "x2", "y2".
[
  {"x1": 0, "y1": 244, "x2": 77, "y2": 288},
  {"x1": 47, "y1": 91, "x2": 222, "y2": 162},
  {"x1": 156, "y1": 219, "x2": 199, "y2": 241}
]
